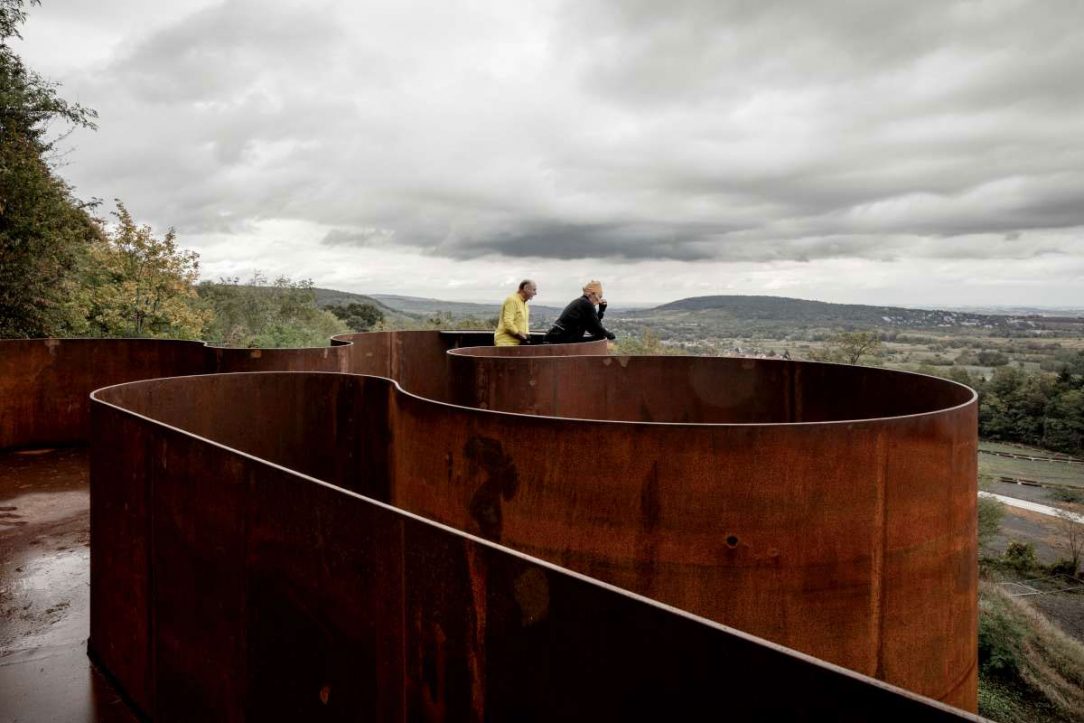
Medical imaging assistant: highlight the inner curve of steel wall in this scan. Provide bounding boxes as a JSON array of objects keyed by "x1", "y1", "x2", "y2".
[
  {"x1": 441, "y1": 347, "x2": 978, "y2": 708},
  {"x1": 0, "y1": 334, "x2": 978, "y2": 714}
]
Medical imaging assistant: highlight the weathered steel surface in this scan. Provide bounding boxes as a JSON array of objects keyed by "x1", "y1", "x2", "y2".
[
  {"x1": 0, "y1": 334, "x2": 979, "y2": 717},
  {"x1": 89, "y1": 375, "x2": 979, "y2": 721},
  {"x1": 0, "y1": 334, "x2": 608, "y2": 450},
  {"x1": 447, "y1": 349, "x2": 970, "y2": 421},
  {"x1": 440, "y1": 351, "x2": 978, "y2": 707},
  {"x1": 0, "y1": 339, "x2": 206, "y2": 449}
]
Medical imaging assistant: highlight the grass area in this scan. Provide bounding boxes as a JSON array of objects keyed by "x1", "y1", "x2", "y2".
[
  {"x1": 978, "y1": 581, "x2": 1084, "y2": 722},
  {"x1": 979, "y1": 453, "x2": 1084, "y2": 488},
  {"x1": 980, "y1": 441, "x2": 1074, "y2": 457}
]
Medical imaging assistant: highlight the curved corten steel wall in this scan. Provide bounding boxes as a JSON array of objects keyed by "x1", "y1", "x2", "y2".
[
  {"x1": 87, "y1": 373, "x2": 974, "y2": 721},
  {"x1": 0, "y1": 334, "x2": 978, "y2": 718},
  {"x1": 443, "y1": 350, "x2": 978, "y2": 707},
  {"x1": 0, "y1": 332, "x2": 598, "y2": 449}
]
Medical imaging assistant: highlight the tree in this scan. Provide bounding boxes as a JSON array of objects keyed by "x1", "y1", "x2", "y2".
[
  {"x1": 75, "y1": 202, "x2": 209, "y2": 338},
  {"x1": 613, "y1": 327, "x2": 680, "y2": 355},
  {"x1": 424, "y1": 311, "x2": 498, "y2": 331},
  {"x1": 198, "y1": 274, "x2": 348, "y2": 348},
  {"x1": 1042, "y1": 389, "x2": 1084, "y2": 454},
  {"x1": 978, "y1": 496, "x2": 1005, "y2": 552},
  {"x1": 977, "y1": 350, "x2": 1009, "y2": 367},
  {"x1": 0, "y1": 0, "x2": 100, "y2": 337},
  {"x1": 329, "y1": 302, "x2": 384, "y2": 332},
  {"x1": 809, "y1": 330, "x2": 882, "y2": 365},
  {"x1": 1052, "y1": 509, "x2": 1083, "y2": 576}
]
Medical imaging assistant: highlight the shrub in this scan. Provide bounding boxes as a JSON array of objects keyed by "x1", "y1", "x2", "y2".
[
  {"x1": 978, "y1": 582, "x2": 1084, "y2": 720},
  {"x1": 1002, "y1": 541, "x2": 1038, "y2": 572},
  {"x1": 1049, "y1": 488, "x2": 1084, "y2": 505},
  {"x1": 1047, "y1": 559, "x2": 1079, "y2": 577},
  {"x1": 978, "y1": 496, "x2": 1006, "y2": 549},
  {"x1": 979, "y1": 591, "x2": 1024, "y2": 677},
  {"x1": 979, "y1": 350, "x2": 1010, "y2": 366}
]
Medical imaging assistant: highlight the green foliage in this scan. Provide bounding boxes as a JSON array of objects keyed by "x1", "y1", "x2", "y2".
[
  {"x1": 328, "y1": 302, "x2": 384, "y2": 332},
  {"x1": 0, "y1": 0, "x2": 100, "y2": 337},
  {"x1": 1048, "y1": 487, "x2": 1084, "y2": 505},
  {"x1": 974, "y1": 366, "x2": 1084, "y2": 455},
  {"x1": 978, "y1": 677, "x2": 1034, "y2": 723},
  {"x1": 977, "y1": 582, "x2": 1084, "y2": 722},
  {"x1": 1047, "y1": 559, "x2": 1078, "y2": 577},
  {"x1": 923, "y1": 354, "x2": 955, "y2": 366},
  {"x1": 612, "y1": 328, "x2": 681, "y2": 355},
  {"x1": 1041, "y1": 389, "x2": 1084, "y2": 454},
  {"x1": 423, "y1": 310, "x2": 498, "y2": 331},
  {"x1": 978, "y1": 350, "x2": 1011, "y2": 367},
  {"x1": 979, "y1": 591, "x2": 1025, "y2": 677},
  {"x1": 1002, "y1": 541, "x2": 1039, "y2": 572},
  {"x1": 198, "y1": 274, "x2": 348, "y2": 348},
  {"x1": 73, "y1": 202, "x2": 209, "y2": 339},
  {"x1": 808, "y1": 330, "x2": 882, "y2": 365},
  {"x1": 978, "y1": 496, "x2": 1006, "y2": 549},
  {"x1": 1051, "y1": 510, "x2": 1083, "y2": 574}
]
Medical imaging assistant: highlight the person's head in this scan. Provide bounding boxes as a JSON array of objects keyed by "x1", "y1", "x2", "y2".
[
  {"x1": 518, "y1": 279, "x2": 537, "y2": 301},
  {"x1": 582, "y1": 280, "x2": 603, "y2": 304}
]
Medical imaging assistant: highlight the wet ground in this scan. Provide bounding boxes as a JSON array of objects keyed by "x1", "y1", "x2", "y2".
[
  {"x1": 3, "y1": 446, "x2": 1080, "y2": 719},
  {"x1": 0, "y1": 448, "x2": 137, "y2": 723}
]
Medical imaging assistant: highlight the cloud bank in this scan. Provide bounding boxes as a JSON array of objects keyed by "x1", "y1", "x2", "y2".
[{"x1": 17, "y1": 0, "x2": 1084, "y2": 304}]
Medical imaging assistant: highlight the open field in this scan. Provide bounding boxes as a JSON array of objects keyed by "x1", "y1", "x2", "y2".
[
  {"x1": 610, "y1": 329, "x2": 1084, "y2": 374},
  {"x1": 980, "y1": 446, "x2": 1084, "y2": 493}
]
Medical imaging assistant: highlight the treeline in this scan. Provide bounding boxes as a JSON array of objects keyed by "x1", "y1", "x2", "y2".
[
  {"x1": 199, "y1": 275, "x2": 353, "y2": 348},
  {"x1": 0, "y1": 2, "x2": 389, "y2": 347},
  {"x1": 929, "y1": 360, "x2": 1084, "y2": 455},
  {"x1": 1, "y1": 0, "x2": 99, "y2": 337}
]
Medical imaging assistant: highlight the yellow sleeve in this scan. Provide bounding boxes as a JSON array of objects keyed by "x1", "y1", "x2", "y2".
[{"x1": 502, "y1": 297, "x2": 519, "y2": 334}]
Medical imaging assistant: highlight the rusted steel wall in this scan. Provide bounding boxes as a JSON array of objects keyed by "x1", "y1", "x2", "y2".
[
  {"x1": 0, "y1": 338, "x2": 207, "y2": 449},
  {"x1": 89, "y1": 375, "x2": 978, "y2": 721},
  {"x1": 439, "y1": 353, "x2": 978, "y2": 706},
  {"x1": 209, "y1": 344, "x2": 352, "y2": 373},
  {"x1": 98, "y1": 373, "x2": 392, "y2": 499},
  {"x1": 89, "y1": 360, "x2": 978, "y2": 710},
  {"x1": 447, "y1": 350, "x2": 970, "y2": 422},
  {"x1": 0, "y1": 335, "x2": 606, "y2": 452},
  {"x1": 1, "y1": 334, "x2": 979, "y2": 714},
  {"x1": 395, "y1": 371, "x2": 978, "y2": 709},
  {"x1": 338, "y1": 331, "x2": 608, "y2": 403}
]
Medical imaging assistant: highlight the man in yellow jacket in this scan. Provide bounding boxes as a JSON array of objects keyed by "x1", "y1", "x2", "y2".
[{"x1": 494, "y1": 280, "x2": 537, "y2": 346}]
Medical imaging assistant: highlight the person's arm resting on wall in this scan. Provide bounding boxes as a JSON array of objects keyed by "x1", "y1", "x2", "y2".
[{"x1": 581, "y1": 298, "x2": 615, "y2": 341}]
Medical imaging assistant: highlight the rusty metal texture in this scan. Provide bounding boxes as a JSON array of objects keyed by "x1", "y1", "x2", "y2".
[
  {"x1": 0, "y1": 332, "x2": 595, "y2": 449},
  {"x1": 440, "y1": 351, "x2": 978, "y2": 707},
  {"x1": 0, "y1": 338, "x2": 206, "y2": 449},
  {"x1": 0, "y1": 334, "x2": 979, "y2": 717},
  {"x1": 89, "y1": 372, "x2": 978, "y2": 721}
]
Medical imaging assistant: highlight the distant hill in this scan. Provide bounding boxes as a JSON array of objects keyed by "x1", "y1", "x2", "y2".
[
  {"x1": 648, "y1": 295, "x2": 994, "y2": 327},
  {"x1": 312, "y1": 288, "x2": 418, "y2": 325},
  {"x1": 614, "y1": 295, "x2": 1084, "y2": 336},
  {"x1": 311, "y1": 289, "x2": 1083, "y2": 337},
  {"x1": 370, "y1": 294, "x2": 564, "y2": 324},
  {"x1": 949, "y1": 305, "x2": 1084, "y2": 317}
]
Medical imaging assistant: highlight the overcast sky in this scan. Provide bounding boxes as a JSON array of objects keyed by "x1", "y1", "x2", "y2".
[{"x1": 18, "y1": 0, "x2": 1084, "y2": 307}]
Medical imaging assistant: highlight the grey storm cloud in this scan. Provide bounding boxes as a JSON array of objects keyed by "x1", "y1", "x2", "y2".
[{"x1": 24, "y1": 0, "x2": 1084, "y2": 266}]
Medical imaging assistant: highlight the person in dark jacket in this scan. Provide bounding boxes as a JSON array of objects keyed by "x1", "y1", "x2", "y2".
[{"x1": 544, "y1": 280, "x2": 615, "y2": 344}]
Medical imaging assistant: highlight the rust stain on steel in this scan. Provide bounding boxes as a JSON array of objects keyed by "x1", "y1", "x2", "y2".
[{"x1": 0, "y1": 333, "x2": 980, "y2": 719}]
